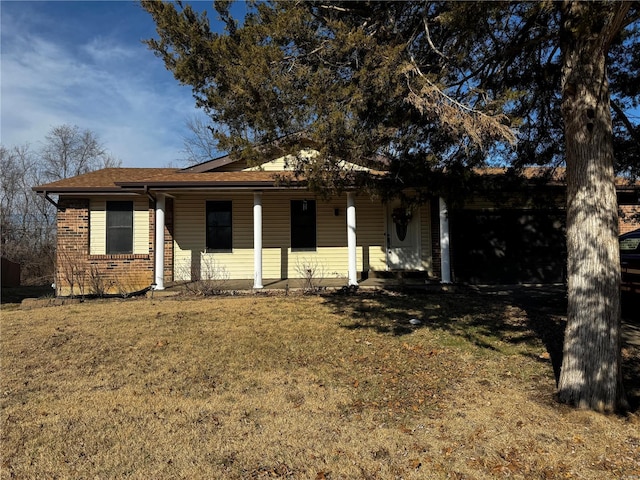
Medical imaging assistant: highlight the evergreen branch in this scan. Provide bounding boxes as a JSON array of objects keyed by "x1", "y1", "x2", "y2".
[
  {"x1": 603, "y1": 2, "x2": 633, "y2": 49},
  {"x1": 422, "y1": 16, "x2": 447, "y2": 60},
  {"x1": 611, "y1": 99, "x2": 640, "y2": 145}
]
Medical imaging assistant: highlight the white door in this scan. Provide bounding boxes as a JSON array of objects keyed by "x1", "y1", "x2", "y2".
[{"x1": 386, "y1": 202, "x2": 421, "y2": 270}]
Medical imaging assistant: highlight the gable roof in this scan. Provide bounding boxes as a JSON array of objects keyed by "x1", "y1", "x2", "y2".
[
  {"x1": 183, "y1": 132, "x2": 319, "y2": 173},
  {"x1": 182, "y1": 153, "x2": 239, "y2": 173}
]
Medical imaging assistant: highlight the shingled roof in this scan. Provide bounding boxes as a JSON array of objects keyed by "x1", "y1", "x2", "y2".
[
  {"x1": 32, "y1": 168, "x2": 300, "y2": 193},
  {"x1": 33, "y1": 165, "x2": 638, "y2": 195},
  {"x1": 33, "y1": 168, "x2": 179, "y2": 193}
]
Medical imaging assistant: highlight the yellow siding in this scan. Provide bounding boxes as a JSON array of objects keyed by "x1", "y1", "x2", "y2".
[
  {"x1": 243, "y1": 152, "x2": 371, "y2": 173},
  {"x1": 89, "y1": 197, "x2": 149, "y2": 255},
  {"x1": 173, "y1": 192, "x2": 388, "y2": 281},
  {"x1": 173, "y1": 193, "x2": 255, "y2": 280},
  {"x1": 90, "y1": 201, "x2": 106, "y2": 255},
  {"x1": 213, "y1": 149, "x2": 371, "y2": 174},
  {"x1": 214, "y1": 154, "x2": 297, "y2": 172},
  {"x1": 356, "y1": 196, "x2": 387, "y2": 272},
  {"x1": 244, "y1": 155, "x2": 292, "y2": 171},
  {"x1": 209, "y1": 153, "x2": 303, "y2": 172},
  {"x1": 133, "y1": 198, "x2": 150, "y2": 254}
]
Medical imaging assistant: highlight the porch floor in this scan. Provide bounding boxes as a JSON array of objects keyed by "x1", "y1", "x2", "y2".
[{"x1": 154, "y1": 276, "x2": 444, "y2": 296}]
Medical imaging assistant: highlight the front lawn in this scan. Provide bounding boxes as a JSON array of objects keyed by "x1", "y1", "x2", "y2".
[{"x1": 1, "y1": 289, "x2": 638, "y2": 479}]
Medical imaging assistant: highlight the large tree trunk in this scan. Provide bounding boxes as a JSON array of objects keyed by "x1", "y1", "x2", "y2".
[{"x1": 557, "y1": 1, "x2": 628, "y2": 413}]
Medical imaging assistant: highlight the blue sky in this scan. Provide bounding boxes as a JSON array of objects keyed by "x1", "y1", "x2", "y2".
[{"x1": 1, "y1": 1, "x2": 239, "y2": 168}]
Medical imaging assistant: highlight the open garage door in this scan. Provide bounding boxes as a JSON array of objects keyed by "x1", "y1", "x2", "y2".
[{"x1": 450, "y1": 209, "x2": 566, "y2": 284}]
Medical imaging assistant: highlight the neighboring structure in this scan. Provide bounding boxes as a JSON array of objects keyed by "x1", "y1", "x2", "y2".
[
  {"x1": 33, "y1": 154, "x2": 639, "y2": 296},
  {"x1": 1, "y1": 257, "x2": 21, "y2": 287}
]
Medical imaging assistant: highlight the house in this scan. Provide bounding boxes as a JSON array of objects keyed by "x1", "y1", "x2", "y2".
[{"x1": 33, "y1": 153, "x2": 640, "y2": 296}]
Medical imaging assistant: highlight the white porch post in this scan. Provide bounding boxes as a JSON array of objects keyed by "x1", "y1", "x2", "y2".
[
  {"x1": 253, "y1": 191, "x2": 263, "y2": 289},
  {"x1": 347, "y1": 192, "x2": 358, "y2": 286},
  {"x1": 154, "y1": 193, "x2": 165, "y2": 290},
  {"x1": 439, "y1": 197, "x2": 452, "y2": 284}
]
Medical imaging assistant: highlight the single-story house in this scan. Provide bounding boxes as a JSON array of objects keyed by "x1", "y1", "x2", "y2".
[{"x1": 33, "y1": 153, "x2": 640, "y2": 296}]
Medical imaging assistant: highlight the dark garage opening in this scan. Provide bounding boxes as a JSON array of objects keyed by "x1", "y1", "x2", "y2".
[{"x1": 451, "y1": 209, "x2": 567, "y2": 284}]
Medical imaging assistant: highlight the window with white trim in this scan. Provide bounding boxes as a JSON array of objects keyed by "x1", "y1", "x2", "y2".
[{"x1": 106, "y1": 201, "x2": 133, "y2": 254}]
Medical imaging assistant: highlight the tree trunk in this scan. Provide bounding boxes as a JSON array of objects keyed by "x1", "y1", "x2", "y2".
[{"x1": 557, "y1": 1, "x2": 627, "y2": 412}]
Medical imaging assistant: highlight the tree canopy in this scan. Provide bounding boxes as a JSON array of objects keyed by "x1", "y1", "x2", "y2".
[
  {"x1": 142, "y1": 0, "x2": 640, "y2": 412},
  {"x1": 143, "y1": 1, "x2": 637, "y2": 190}
]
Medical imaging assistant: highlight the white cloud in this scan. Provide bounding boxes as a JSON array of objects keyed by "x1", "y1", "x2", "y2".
[{"x1": 1, "y1": 2, "x2": 202, "y2": 168}]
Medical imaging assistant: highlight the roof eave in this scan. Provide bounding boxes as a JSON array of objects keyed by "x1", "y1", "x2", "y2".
[
  {"x1": 32, "y1": 186, "x2": 143, "y2": 194},
  {"x1": 114, "y1": 181, "x2": 303, "y2": 189}
]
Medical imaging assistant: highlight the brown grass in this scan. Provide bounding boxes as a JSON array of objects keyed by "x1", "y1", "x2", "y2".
[{"x1": 1, "y1": 289, "x2": 639, "y2": 479}]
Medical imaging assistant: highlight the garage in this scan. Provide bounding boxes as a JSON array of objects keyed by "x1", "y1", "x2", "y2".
[{"x1": 450, "y1": 209, "x2": 566, "y2": 284}]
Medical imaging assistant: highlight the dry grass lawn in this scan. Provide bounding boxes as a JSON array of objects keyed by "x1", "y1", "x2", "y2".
[{"x1": 1, "y1": 288, "x2": 639, "y2": 479}]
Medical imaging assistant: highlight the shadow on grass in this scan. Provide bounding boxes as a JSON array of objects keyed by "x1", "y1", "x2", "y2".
[{"x1": 325, "y1": 285, "x2": 639, "y2": 413}]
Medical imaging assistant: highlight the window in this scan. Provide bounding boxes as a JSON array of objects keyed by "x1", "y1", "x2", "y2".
[
  {"x1": 291, "y1": 199, "x2": 316, "y2": 250},
  {"x1": 106, "y1": 201, "x2": 133, "y2": 254},
  {"x1": 206, "y1": 201, "x2": 232, "y2": 251}
]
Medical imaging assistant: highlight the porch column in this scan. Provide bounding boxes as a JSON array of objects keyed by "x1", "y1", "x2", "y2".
[
  {"x1": 154, "y1": 193, "x2": 165, "y2": 290},
  {"x1": 439, "y1": 197, "x2": 452, "y2": 284},
  {"x1": 253, "y1": 191, "x2": 263, "y2": 289},
  {"x1": 347, "y1": 192, "x2": 358, "y2": 286}
]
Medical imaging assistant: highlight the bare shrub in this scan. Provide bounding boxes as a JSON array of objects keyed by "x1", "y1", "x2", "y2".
[
  {"x1": 57, "y1": 249, "x2": 85, "y2": 297},
  {"x1": 87, "y1": 264, "x2": 108, "y2": 297},
  {"x1": 177, "y1": 255, "x2": 230, "y2": 296},
  {"x1": 295, "y1": 258, "x2": 328, "y2": 294}
]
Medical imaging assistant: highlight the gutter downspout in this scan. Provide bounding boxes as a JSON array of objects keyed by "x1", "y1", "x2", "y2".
[{"x1": 39, "y1": 192, "x2": 63, "y2": 210}]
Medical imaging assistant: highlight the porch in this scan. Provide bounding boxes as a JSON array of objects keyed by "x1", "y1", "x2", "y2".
[{"x1": 152, "y1": 274, "x2": 447, "y2": 296}]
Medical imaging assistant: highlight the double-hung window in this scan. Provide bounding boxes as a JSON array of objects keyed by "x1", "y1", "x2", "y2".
[
  {"x1": 206, "y1": 201, "x2": 232, "y2": 252},
  {"x1": 291, "y1": 199, "x2": 316, "y2": 250},
  {"x1": 106, "y1": 201, "x2": 133, "y2": 254}
]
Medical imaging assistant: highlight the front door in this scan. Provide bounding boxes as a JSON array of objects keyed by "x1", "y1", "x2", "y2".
[{"x1": 386, "y1": 202, "x2": 421, "y2": 270}]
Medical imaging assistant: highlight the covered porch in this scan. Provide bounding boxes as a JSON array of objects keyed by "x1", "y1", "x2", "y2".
[{"x1": 151, "y1": 273, "x2": 448, "y2": 297}]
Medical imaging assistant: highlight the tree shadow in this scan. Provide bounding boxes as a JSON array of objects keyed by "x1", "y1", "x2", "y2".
[
  {"x1": 507, "y1": 286, "x2": 567, "y2": 382},
  {"x1": 326, "y1": 286, "x2": 553, "y2": 357},
  {"x1": 324, "y1": 285, "x2": 639, "y2": 413}
]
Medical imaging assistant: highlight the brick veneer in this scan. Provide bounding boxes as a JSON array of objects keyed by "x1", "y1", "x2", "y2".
[
  {"x1": 164, "y1": 197, "x2": 174, "y2": 283},
  {"x1": 56, "y1": 196, "x2": 174, "y2": 296},
  {"x1": 619, "y1": 205, "x2": 640, "y2": 234}
]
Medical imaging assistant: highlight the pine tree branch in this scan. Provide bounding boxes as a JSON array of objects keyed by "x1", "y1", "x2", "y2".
[
  {"x1": 422, "y1": 16, "x2": 447, "y2": 61},
  {"x1": 611, "y1": 99, "x2": 640, "y2": 145},
  {"x1": 603, "y1": 2, "x2": 633, "y2": 49}
]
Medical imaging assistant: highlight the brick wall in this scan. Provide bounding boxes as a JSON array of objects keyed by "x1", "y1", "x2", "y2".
[
  {"x1": 164, "y1": 197, "x2": 174, "y2": 283},
  {"x1": 619, "y1": 205, "x2": 640, "y2": 235},
  {"x1": 56, "y1": 197, "x2": 158, "y2": 296}
]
